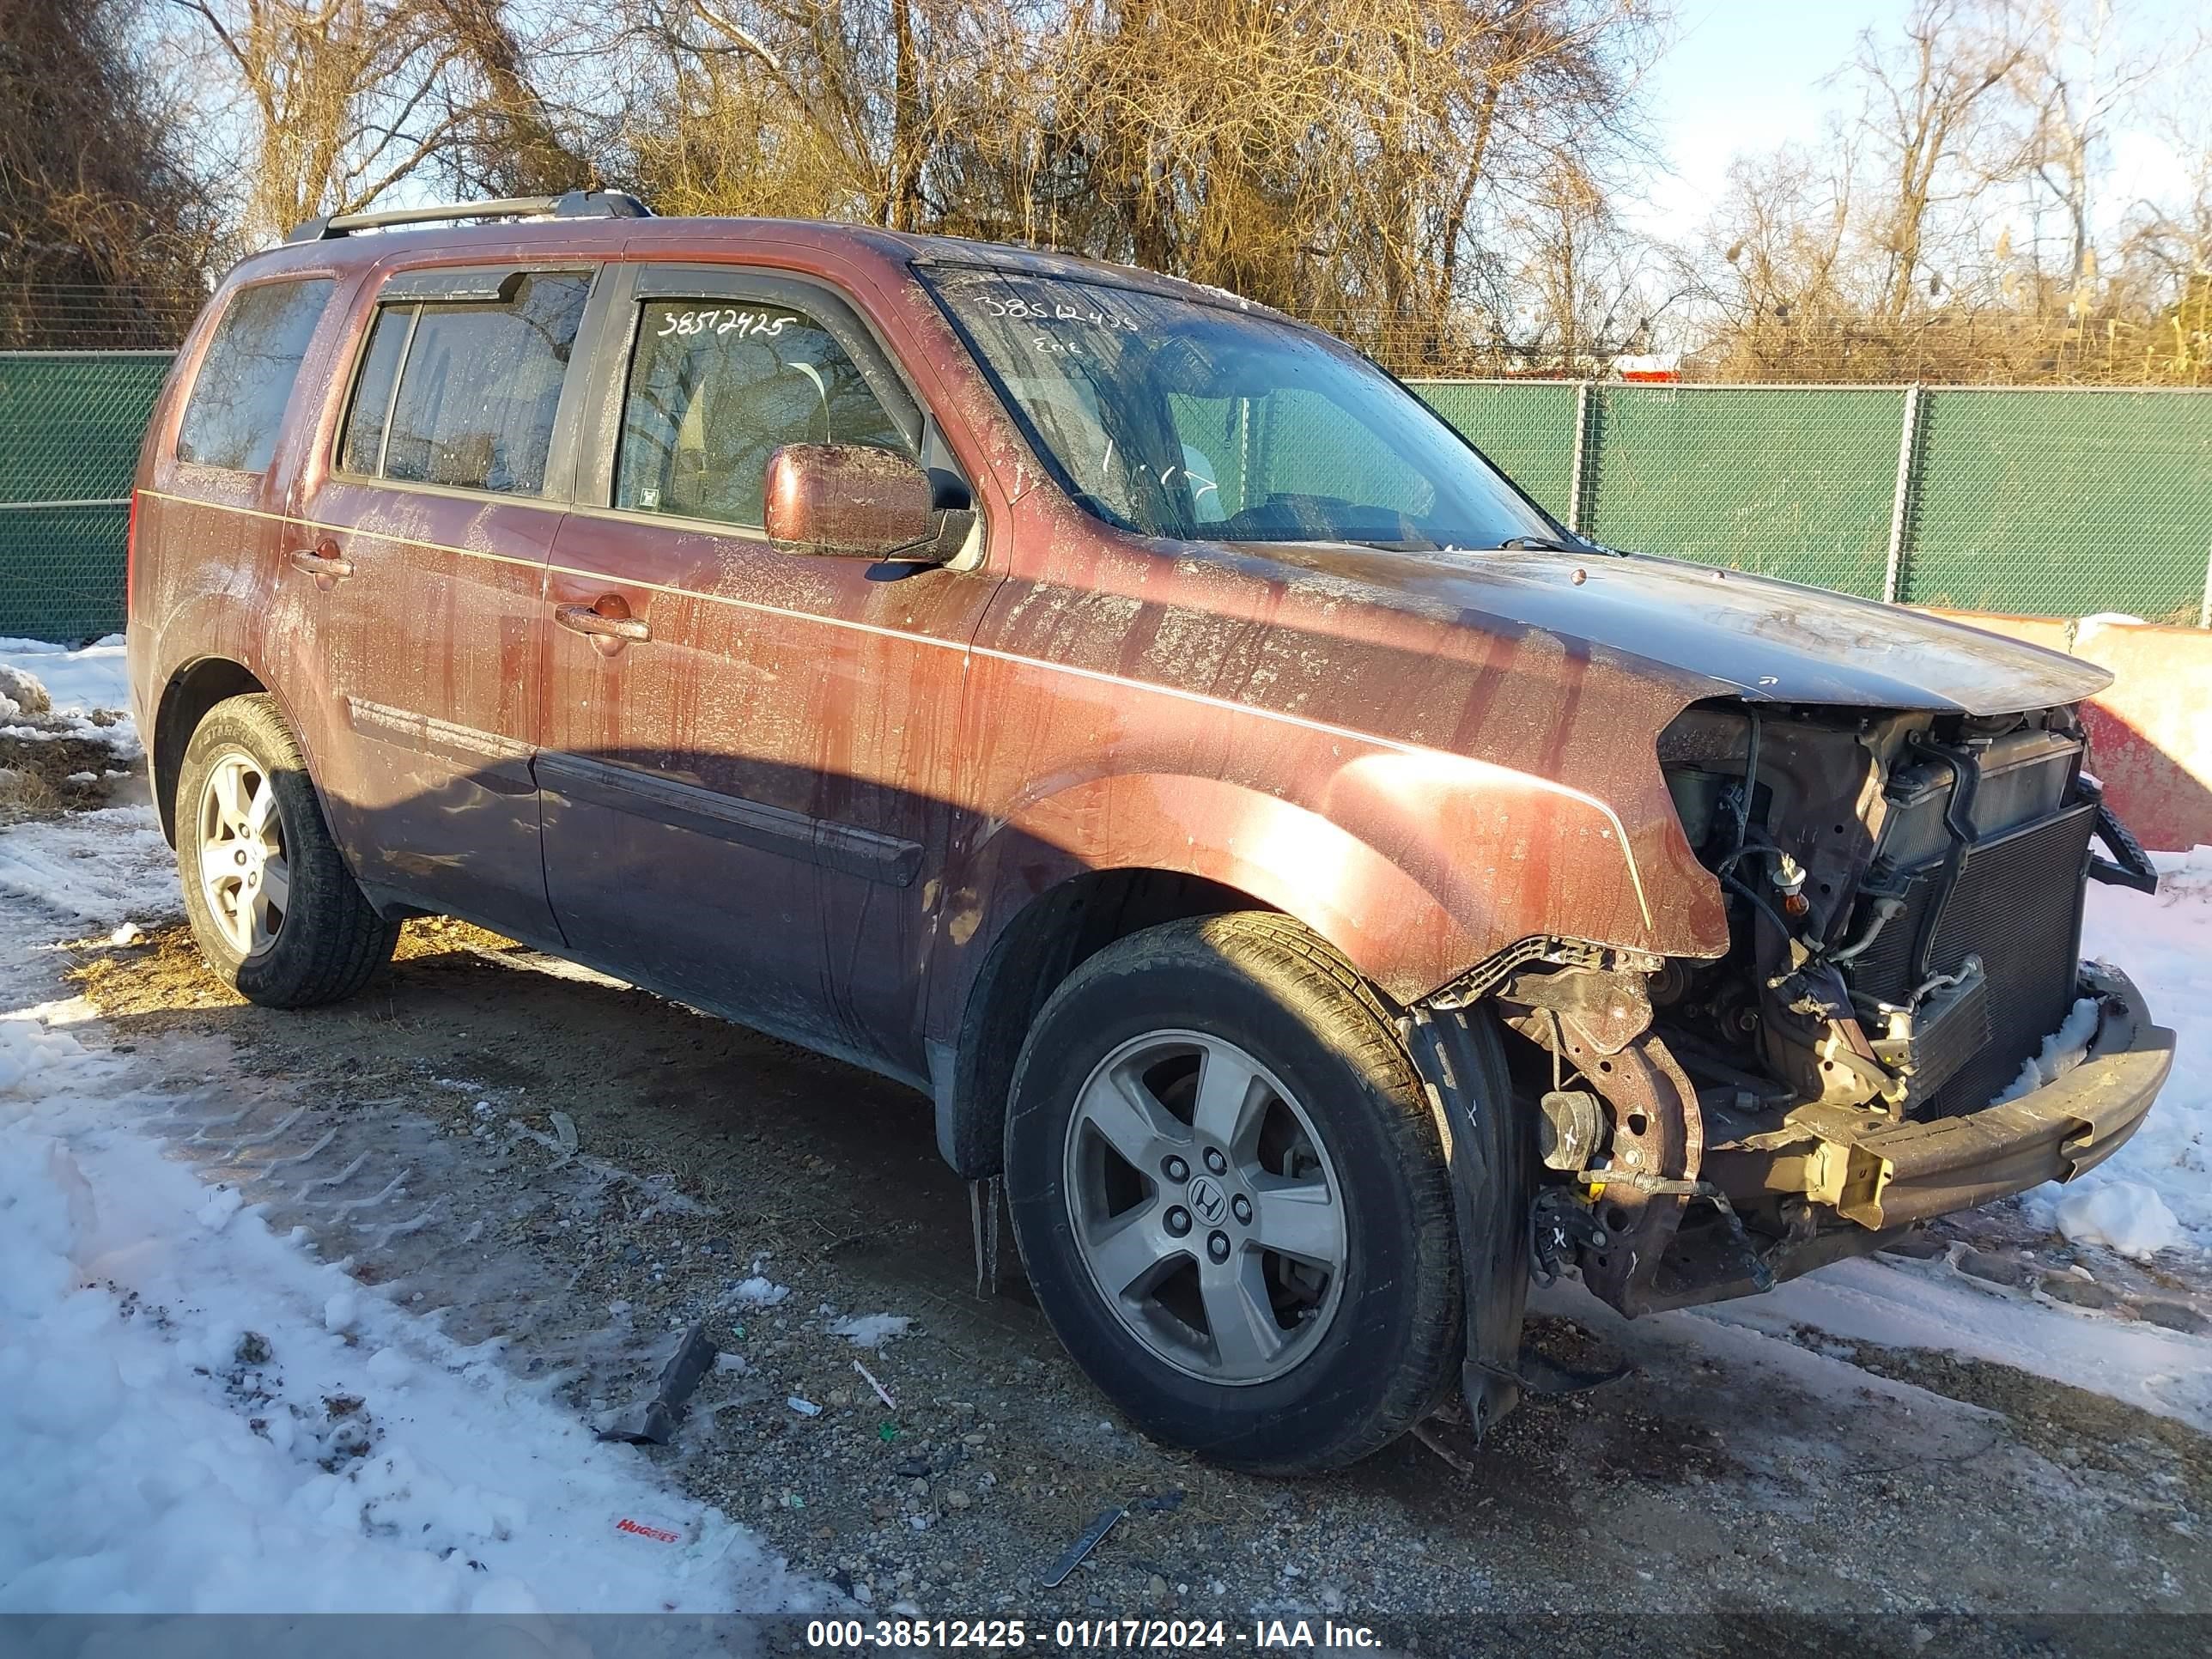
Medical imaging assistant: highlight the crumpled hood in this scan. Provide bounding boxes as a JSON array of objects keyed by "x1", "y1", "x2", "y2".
[{"x1": 1218, "y1": 540, "x2": 2111, "y2": 716}]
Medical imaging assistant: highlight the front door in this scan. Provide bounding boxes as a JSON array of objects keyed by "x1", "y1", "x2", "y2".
[
  {"x1": 538, "y1": 264, "x2": 998, "y2": 1079},
  {"x1": 292, "y1": 264, "x2": 601, "y2": 943}
]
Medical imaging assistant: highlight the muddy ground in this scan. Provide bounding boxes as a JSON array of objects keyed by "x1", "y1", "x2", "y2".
[
  {"x1": 17, "y1": 887, "x2": 2203, "y2": 1646},
  {"x1": 0, "y1": 720, "x2": 136, "y2": 824}
]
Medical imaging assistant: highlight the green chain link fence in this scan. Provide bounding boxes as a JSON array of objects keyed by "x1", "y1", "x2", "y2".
[
  {"x1": 0, "y1": 351, "x2": 173, "y2": 641},
  {"x1": 4, "y1": 353, "x2": 2210, "y2": 639},
  {"x1": 1416, "y1": 380, "x2": 2212, "y2": 625}
]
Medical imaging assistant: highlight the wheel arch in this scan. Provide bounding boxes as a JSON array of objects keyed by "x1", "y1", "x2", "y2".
[
  {"x1": 924, "y1": 770, "x2": 1484, "y2": 1180},
  {"x1": 151, "y1": 657, "x2": 333, "y2": 854},
  {"x1": 152, "y1": 656, "x2": 268, "y2": 844},
  {"x1": 930, "y1": 864, "x2": 1275, "y2": 1178}
]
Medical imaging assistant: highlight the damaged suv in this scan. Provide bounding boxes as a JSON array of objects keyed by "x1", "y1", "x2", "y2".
[{"x1": 129, "y1": 194, "x2": 2173, "y2": 1474}]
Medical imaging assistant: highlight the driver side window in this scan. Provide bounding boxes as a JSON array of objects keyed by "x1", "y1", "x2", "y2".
[
  {"x1": 614, "y1": 300, "x2": 911, "y2": 528},
  {"x1": 1167, "y1": 387, "x2": 1435, "y2": 530}
]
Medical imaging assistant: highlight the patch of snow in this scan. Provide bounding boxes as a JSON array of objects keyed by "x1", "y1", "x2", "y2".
[
  {"x1": 2042, "y1": 851, "x2": 2212, "y2": 1252},
  {"x1": 2074, "y1": 611, "x2": 2148, "y2": 641},
  {"x1": 194, "y1": 1182, "x2": 246, "y2": 1231},
  {"x1": 0, "y1": 637, "x2": 138, "y2": 760},
  {"x1": 0, "y1": 635, "x2": 130, "y2": 718},
  {"x1": 0, "y1": 662, "x2": 52, "y2": 720},
  {"x1": 0, "y1": 804, "x2": 174, "y2": 927},
  {"x1": 0, "y1": 1005, "x2": 817, "y2": 1613},
  {"x1": 2054, "y1": 1181, "x2": 2182, "y2": 1260},
  {"x1": 830, "y1": 1312, "x2": 914, "y2": 1349},
  {"x1": 1706, "y1": 1255, "x2": 2212, "y2": 1429},
  {"x1": 0, "y1": 1013, "x2": 92, "y2": 1094},
  {"x1": 1990, "y1": 995, "x2": 2100, "y2": 1104}
]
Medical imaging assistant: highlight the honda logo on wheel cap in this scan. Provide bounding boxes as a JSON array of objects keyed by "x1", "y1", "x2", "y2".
[{"x1": 1188, "y1": 1175, "x2": 1228, "y2": 1227}]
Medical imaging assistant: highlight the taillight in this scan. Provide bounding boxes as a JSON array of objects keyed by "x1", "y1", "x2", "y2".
[{"x1": 125, "y1": 490, "x2": 139, "y2": 616}]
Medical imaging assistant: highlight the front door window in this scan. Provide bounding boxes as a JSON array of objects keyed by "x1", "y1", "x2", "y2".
[{"x1": 613, "y1": 300, "x2": 912, "y2": 528}]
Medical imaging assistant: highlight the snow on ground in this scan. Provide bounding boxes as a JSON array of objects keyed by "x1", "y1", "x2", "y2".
[
  {"x1": 0, "y1": 1005, "x2": 819, "y2": 1615},
  {"x1": 1705, "y1": 1252, "x2": 2212, "y2": 1428},
  {"x1": 0, "y1": 805, "x2": 173, "y2": 924},
  {"x1": 2052, "y1": 1181, "x2": 2182, "y2": 1259},
  {"x1": 0, "y1": 634, "x2": 131, "y2": 721},
  {"x1": 830, "y1": 1314, "x2": 915, "y2": 1350},
  {"x1": 0, "y1": 763, "x2": 821, "y2": 1613},
  {"x1": 2058, "y1": 845, "x2": 2212, "y2": 1250}
]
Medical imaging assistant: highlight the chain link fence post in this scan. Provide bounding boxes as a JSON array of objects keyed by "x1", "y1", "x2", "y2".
[
  {"x1": 1566, "y1": 380, "x2": 1594, "y2": 535},
  {"x1": 1882, "y1": 384, "x2": 1925, "y2": 605}
]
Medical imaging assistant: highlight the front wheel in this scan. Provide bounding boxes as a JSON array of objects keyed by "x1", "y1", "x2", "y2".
[
  {"x1": 174, "y1": 693, "x2": 398, "y2": 1007},
  {"x1": 1004, "y1": 914, "x2": 1463, "y2": 1474}
]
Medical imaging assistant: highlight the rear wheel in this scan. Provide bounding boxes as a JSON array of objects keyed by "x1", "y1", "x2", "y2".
[
  {"x1": 1005, "y1": 913, "x2": 1462, "y2": 1473},
  {"x1": 175, "y1": 694, "x2": 398, "y2": 1007}
]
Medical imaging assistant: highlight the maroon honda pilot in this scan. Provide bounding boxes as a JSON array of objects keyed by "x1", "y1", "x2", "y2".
[{"x1": 128, "y1": 191, "x2": 2172, "y2": 1472}]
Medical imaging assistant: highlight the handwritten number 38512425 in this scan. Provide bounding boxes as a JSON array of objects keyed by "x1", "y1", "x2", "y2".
[{"x1": 658, "y1": 308, "x2": 796, "y2": 341}]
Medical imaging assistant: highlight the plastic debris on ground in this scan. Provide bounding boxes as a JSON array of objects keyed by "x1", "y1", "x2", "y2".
[{"x1": 596, "y1": 1322, "x2": 721, "y2": 1446}]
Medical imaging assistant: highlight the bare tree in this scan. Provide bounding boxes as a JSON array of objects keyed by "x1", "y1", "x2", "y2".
[
  {"x1": 167, "y1": 0, "x2": 477, "y2": 241},
  {"x1": 609, "y1": 1, "x2": 1662, "y2": 365},
  {"x1": 1677, "y1": 0, "x2": 2211, "y2": 382},
  {"x1": 1993, "y1": 0, "x2": 2159, "y2": 301},
  {"x1": 434, "y1": 0, "x2": 596, "y2": 198},
  {"x1": 1504, "y1": 158, "x2": 1673, "y2": 368},
  {"x1": 1, "y1": 0, "x2": 216, "y2": 345},
  {"x1": 1849, "y1": 0, "x2": 2027, "y2": 323}
]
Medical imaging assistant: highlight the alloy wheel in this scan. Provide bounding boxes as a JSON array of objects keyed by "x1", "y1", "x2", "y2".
[
  {"x1": 1061, "y1": 1029, "x2": 1347, "y2": 1384},
  {"x1": 195, "y1": 750, "x2": 290, "y2": 957}
]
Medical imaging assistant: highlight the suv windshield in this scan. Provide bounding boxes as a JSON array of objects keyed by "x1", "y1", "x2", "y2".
[{"x1": 928, "y1": 267, "x2": 1553, "y2": 549}]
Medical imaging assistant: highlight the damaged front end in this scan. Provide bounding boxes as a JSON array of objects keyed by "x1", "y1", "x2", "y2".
[{"x1": 1408, "y1": 698, "x2": 2175, "y2": 1426}]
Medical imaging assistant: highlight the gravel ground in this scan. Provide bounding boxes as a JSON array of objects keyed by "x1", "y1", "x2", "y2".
[{"x1": 29, "y1": 898, "x2": 2208, "y2": 1640}]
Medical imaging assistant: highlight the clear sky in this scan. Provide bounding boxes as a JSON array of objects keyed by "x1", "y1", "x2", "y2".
[{"x1": 1628, "y1": 0, "x2": 2198, "y2": 240}]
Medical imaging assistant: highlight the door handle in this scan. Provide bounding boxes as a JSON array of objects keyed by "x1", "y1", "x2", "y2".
[
  {"x1": 556, "y1": 599, "x2": 650, "y2": 656},
  {"x1": 288, "y1": 538, "x2": 353, "y2": 590}
]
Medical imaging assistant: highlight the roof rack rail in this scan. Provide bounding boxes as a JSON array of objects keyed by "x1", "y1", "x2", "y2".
[{"x1": 284, "y1": 190, "x2": 653, "y2": 244}]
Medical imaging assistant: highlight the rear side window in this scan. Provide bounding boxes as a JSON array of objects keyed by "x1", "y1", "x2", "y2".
[
  {"x1": 338, "y1": 271, "x2": 591, "y2": 495},
  {"x1": 614, "y1": 300, "x2": 910, "y2": 527},
  {"x1": 175, "y1": 278, "x2": 334, "y2": 472}
]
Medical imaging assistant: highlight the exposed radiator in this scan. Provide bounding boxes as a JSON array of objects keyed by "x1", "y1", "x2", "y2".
[{"x1": 1849, "y1": 799, "x2": 2096, "y2": 1117}]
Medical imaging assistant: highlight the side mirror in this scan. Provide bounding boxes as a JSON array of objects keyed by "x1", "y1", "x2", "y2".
[{"x1": 763, "y1": 442, "x2": 966, "y2": 562}]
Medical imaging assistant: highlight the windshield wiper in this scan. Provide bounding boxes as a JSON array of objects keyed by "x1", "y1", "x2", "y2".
[
  {"x1": 1341, "y1": 535, "x2": 1442, "y2": 552},
  {"x1": 1497, "y1": 534, "x2": 1576, "y2": 551}
]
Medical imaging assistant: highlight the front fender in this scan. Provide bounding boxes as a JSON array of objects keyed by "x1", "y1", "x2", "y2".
[
  {"x1": 928, "y1": 754, "x2": 1717, "y2": 1032},
  {"x1": 963, "y1": 771, "x2": 1465, "y2": 1001}
]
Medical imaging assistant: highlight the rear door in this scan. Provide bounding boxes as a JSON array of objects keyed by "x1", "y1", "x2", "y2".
[
  {"x1": 289, "y1": 263, "x2": 607, "y2": 942},
  {"x1": 538, "y1": 262, "x2": 998, "y2": 1079}
]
